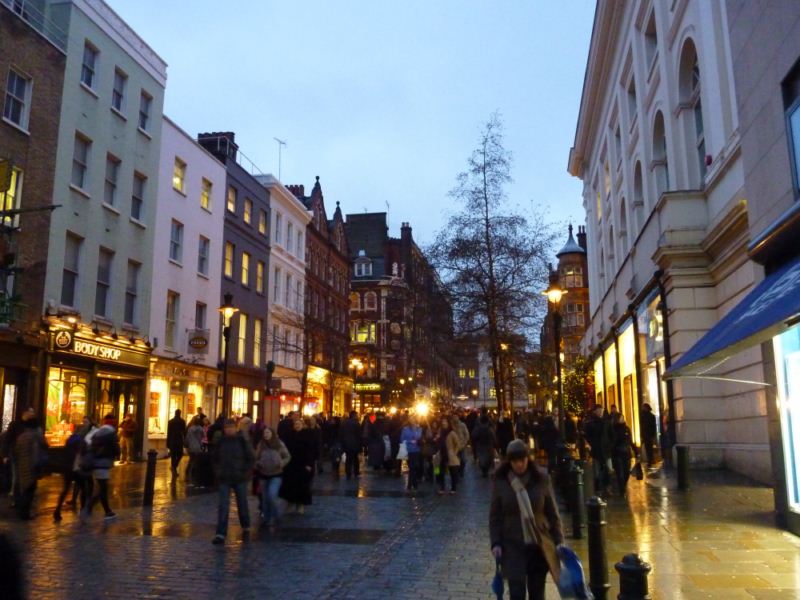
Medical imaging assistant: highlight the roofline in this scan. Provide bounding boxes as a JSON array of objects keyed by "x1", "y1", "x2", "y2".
[{"x1": 163, "y1": 115, "x2": 225, "y2": 168}]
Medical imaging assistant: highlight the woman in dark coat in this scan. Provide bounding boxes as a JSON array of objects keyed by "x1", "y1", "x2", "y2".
[
  {"x1": 495, "y1": 414, "x2": 515, "y2": 457},
  {"x1": 611, "y1": 412, "x2": 636, "y2": 495},
  {"x1": 366, "y1": 414, "x2": 386, "y2": 470},
  {"x1": 490, "y1": 439, "x2": 564, "y2": 600},
  {"x1": 471, "y1": 415, "x2": 496, "y2": 477},
  {"x1": 279, "y1": 418, "x2": 315, "y2": 513}
]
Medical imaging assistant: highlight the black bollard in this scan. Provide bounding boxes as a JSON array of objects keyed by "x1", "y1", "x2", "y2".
[
  {"x1": 587, "y1": 496, "x2": 610, "y2": 600},
  {"x1": 676, "y1": 445, "x2": 689, "y2": 491},
  {"x1": 143, "y1": 449, "x2": 158, "y2": 507},
  {"x1": 559, "y1": 452, "x2": 574, "y2": 511},
  {"x1": 570, "y1": 461, "x2": 585, "y2": 539},
  {"x1": 583, "y1": 458, "x2": 596, "y2": 499},
  {"x1": 615, "y1": 553, "x2": 651, "y2": 600}
]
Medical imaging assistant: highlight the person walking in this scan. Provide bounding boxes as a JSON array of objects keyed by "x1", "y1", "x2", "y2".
[
  {"x1": 82, "y1": 414, "x2": 119, "y2": 520},
  {"x1": 640, "y1": 403, "x2": 658, "y2": 468},
  {"x1": 254, "y1": 427, "x2": 290, "y2": 529},
  {"x1": 455, "y1": 415, "x2": 471, "y2": 477},
  {"x1": 13, "y1": 415, "x2": 45, "y2": 520},
  {"x1": 400, "y1": 416, "x2": 423, "y2": 491},
  {"x1": 184, "y1": 417, "x2": 205, "y2": 483},
  {"x1": 212, "y1": 419, "x2": 255, "y2": 545},
  {"x1": 538, "y1": 416, "x2": 563, "y2": 474},
  {"x1": 472, "y1": 414, "x2": 497, "y2": 478},
  {"x1": 611, "y1": 412, "x2": 636, "y2": 496},
  {"x1": 584, "y1": 405, "x2": 613, "y2": 496},
  {"x1": 496, "y1": 414, "x2": 515, "y2": 458},
  {"x1": 167, "y1": 409, "x2": 186, "y2": 478},
  {"x1": 279, "y1": 418, "x2": 315, "y2": 514},
  {"x1": 118, "y1": 413, "x2": 137, "y2": 464},
  {"x1": 339, "y1": 411, "x2": 362, "y2": 480},
  {"x1": 53, "y1": 419, "x2": 92, "y2": 521},
  {"x1": 435, "y1": 417, "x2": 461, "y2": 495},
  {"x1": 490, "y1": 439, "x2": 564, "y2": 600}
]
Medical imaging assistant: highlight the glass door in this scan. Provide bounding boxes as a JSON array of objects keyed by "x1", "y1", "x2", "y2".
[{"x1": 775, "y1": 325, "x2": 800, "y2": 513}]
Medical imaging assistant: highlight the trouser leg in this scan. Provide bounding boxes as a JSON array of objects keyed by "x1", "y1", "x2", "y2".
[
  {"x1": 97, "y1": 479, "x2": 112, "y2": 514},
  {"x1": 449, "y1": 466, "x2": 459, "y2": 491},
  {"x1": 234, "y1": 481, "x2": 250, "y2": 528},
  {"x1": 215, "y1": 483, "x2": 231, "y2": 537}
]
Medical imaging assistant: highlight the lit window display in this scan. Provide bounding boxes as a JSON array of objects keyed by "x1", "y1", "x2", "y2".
[
  {"x1": 617, "y1": 323, "x2": 640, "y2": 444},
  {"x1": 45, "y1": 367, "x2": 88, "y2": 447},
  {"x1": 603, "y1": 344, "x2": 617, "y2": 409},
  {"x1": 231, "y1": 386, "x2": 248, "y2": 416},
  {"x1": 775, "y1": 324, "x2": 800, "y2": 513},
  {"x1": 593, "y1": 356, "x2": 605, "y2": 406},
  {"x1": 637, "y1": 292, "x2": 668, "y2": 438},
  {"x1": 148, "y1": 378, "x2": 169, "y2": 438}
]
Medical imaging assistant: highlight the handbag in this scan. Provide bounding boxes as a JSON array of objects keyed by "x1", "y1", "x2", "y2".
[
  {"x1": 632, "y1": 462, "x2": 644, "y2": 481},
  {"x1": 396, "y1": 441, "x2": 409, "y2": 461},
  {"x1": 557, "y1": 546, "x2": 594, "y2": 599}
]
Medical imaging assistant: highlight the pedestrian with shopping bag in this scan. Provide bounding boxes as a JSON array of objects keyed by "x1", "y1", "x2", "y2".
[{"x1": 490, "y1": 439, "x2": 564, "y2": 600}]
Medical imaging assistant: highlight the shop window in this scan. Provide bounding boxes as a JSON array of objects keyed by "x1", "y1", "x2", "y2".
[
  {"x1": 45, "y1": 367, "x2": 88, "y2": 447},
  {"x1": 783, "y1": 59, "x2": 800, "y2": 196},
  {"x1": 775, "y1": 325, "x2": 800, "y2": 511},
  {"x1": 231, "y1": 387, "x2": 248, "y2": 417}
]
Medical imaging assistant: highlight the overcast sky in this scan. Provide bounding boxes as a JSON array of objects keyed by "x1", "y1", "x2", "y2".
[{"x1": 113, "y1": 1, "x2": 595, "y2": 246}]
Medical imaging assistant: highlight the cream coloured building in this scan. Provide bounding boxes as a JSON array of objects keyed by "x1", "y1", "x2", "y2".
[{"x1": 568, "y1": 0, "x2": 769, "y2": 481}]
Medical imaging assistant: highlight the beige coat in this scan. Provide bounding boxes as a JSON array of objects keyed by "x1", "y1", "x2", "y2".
[{"x1": 445, "y1": 430, "x2": 461, "y2": 467}]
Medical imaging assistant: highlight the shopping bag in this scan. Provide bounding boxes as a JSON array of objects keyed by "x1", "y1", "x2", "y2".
[
  {"x1": 396, "y1": 441, "x2": 409, "y2": 461},
  {"x1": 556, "y1": 546, "x2": 593, "y2": 599},
  {"x1": 632, "y1": 462, "x2": 644, "y2": 481},
  {"x1": 491, "y1": 558, "x2": 504, "y2": 599}
]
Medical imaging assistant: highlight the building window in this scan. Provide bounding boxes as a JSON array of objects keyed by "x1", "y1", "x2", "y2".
[
  {"x1": 124, "y1": 261, "x2": 139, "y2": 325},
  {"x1": 169, "y1": 220, "x2": 183, "y2": 263},
  {"x1": 256, "y1": 261, "x2": 265, "y2": 294},
  {"x1": 562, "y1": 266, "x2": 583, "y2": 288},
  {"x1": 61, "y1": 233, "x2": 82, "y2": 307},
  {"x1": 224, "y1": 242, "x2": 235, "y2": 278},
  {"x1": 111, "y1": 68, "x2": 127, "y2": 112},
  {"x1": 296, "y1": 280, "x2": 303, "y2": 314},
  {"x1": 172, "y1": 158, "x2": 186, "y2": 193},
  {"x1": 165, "y1": 291, "x2": 179, "y2": 348},
  {"x1": 231, "y1": 387, "x2": 248, "y2": 417},
  {"x1": 468, "y1": 368, "x2": 476, "y2": 378},
  {"x1": 274, "y1": 212, "x2": 283, "y2": 245},
  {"x1": 138, "y1": 92, "x2": 151, "y2": 131},
  {"x1": 237, "y1": 312, "x2": 248, "y2": 364},
  {"x1": 355, "y1": 260, "x2": 372, "y2": 277},
  {"x1": 71, "y1": 134, "x2": 90, "y2": 189},
  {"x1": 644, "y1": 12, "x2": 658, "y2": 69},
  {"x1": 3, "y1": 69, "x2": 31, "y2": 129},
  {"x1": 652, "y1": 111, "x2": 669, "y2": 196},
  {"x1": 0, "y1": 167, "x2": 20, "y2": 228},
  {"x1": 104, "y1": 154, "x2": 120, "y2": 207},
  {"x1": 258, "y1": 209, "x2": 267, "y2": 235},
  {"x1": 350, "y1": 292, "x2": 360, "y2": 310},
  {"x1": 273, "y1": 267, "x2": 281, "y2": 302},
  {"x1": 131, "y1": 172, "x2": 145, "y2": 220},
  {"x1": 197, "y1": 236, "x2": 210, "y2": 276},
  {"x1": 200, "y1": 178, "x2": 212, "y2": 210},
  {"x1": 627, "y1": 78, "x2": 637, "y2": 123},
  {"x1": 285, "y1": 273, "x2": 292, "y2": 307},
  {"x1": 226, "y1": 185, "x2": 236, "y2": 213},
  {"x1": 81, "y1": 42, "x2": 98, "y2": 89},
  {"x1": 458, "y1": 368, "x2": 466, "y2": 378},
  {"x1": 195, "y1": 302, "x2": 207, "y2": 329},
  {"x1": 365, "y1": 292, "x2": 377, "y2": 310},
  {"x1": 352, "y1": 321, "x2": 376, "y2": 343},
  {"x1": 241, "y1": 251, "x2": 250, "y2": 286},
  {"x1": 253, "y1": 318, "x2": 262, "y2": 368},
  {"x1": 296, "y1": 232, "x2": 304, "y2": 259},
  {"x1": 95, "y1": 247, "x2": 113, "y2": 317},
  {"x1": 287, "y1": 222, "x2": 294, "y2": 251},
  {"x1": 785, "y1": 59, "x2": 800, "y2": 195},
  {"x1": 243, "y1": 198, "x2": 252, "y2": 224}
]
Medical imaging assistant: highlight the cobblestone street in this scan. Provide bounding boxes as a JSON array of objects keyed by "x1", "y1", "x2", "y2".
[{"x1": 1, "y1": 459, "x2": 800, "y2": 599}]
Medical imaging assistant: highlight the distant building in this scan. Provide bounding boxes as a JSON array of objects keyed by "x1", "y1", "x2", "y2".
[
  {"x1": 452, "y1": 335, "x2": 480, "y2": 409},
  {"x1": 0, "y1": 0, "x2": 66, "y2": 429},
  {"x1": 146, "y1": 118, "x2": 225, "y2": 453},
  {"x1": 287, "y1": 177, "x2": 352, "y2": 416},
  {"x1": 345, "y1": 214, "x2": 455, "y2": 411}
]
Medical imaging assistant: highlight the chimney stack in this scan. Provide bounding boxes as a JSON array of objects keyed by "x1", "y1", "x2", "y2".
[
  {"x1": 577, "y1": 225, "x2": 587, "y2": 251},
  {"x1": 197, "y1": 131, "x2": 239, "y2": 162},
  {"x1": 286, "y1": 184, "x2": 305, "y2": 199}
]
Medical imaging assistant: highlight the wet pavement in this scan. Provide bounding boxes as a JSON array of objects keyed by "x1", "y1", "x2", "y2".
[{"x1": 0, "y1": 457, "x2": 798, "y2": 599}]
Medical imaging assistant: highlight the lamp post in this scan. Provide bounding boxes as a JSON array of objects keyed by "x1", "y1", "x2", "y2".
[
  {"x1": 349, "y1": 357, "x2": 364, "y2": 413},
  {"x1": 543, "y1": 276, "x2": 567, "y2": 435},
  {"x1": 471, "y1": 388, "x2": 479, "y2": 410},
  {"x1": 219, "y1": 293, "x2": 239, "y2": 417}
]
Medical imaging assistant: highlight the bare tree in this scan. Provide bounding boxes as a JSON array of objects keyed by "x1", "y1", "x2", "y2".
[{"x1": 429, "y1": 114, "x2": 557, "y2": 412}]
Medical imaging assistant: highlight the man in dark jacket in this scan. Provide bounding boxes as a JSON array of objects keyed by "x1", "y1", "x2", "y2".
[
  {"x1": 212, "y1": 419, "x2": 255, "y2": 545},
  {"x1": 584, "y1": 405, "x2": 612, "y2": 495},
  {"x1": 166, "y1": 409, "x2": 186, "y2": 477},
  {"x1": 339, "y1": 411, "x2": 362, "y2": 479},
  {"x1": 640, "y1": 403, "x2": 658, "y2": 467}
]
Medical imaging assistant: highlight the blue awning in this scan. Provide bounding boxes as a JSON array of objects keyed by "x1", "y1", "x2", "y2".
[{"x1": 664, "y1": 254, "x2": 800, "y2": 379}]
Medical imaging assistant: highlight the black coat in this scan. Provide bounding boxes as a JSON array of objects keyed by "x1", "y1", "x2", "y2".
[
  {"x1": 166, "y1": 417, "x2": 186, "y2": 455},
  {"x1": 496, "y1": 419, "x2": 514, "y2": 453},
  {"x1": 490, "y1": 462, "x2": 563, "y2": 582},
  {"x1": 279, "y1": 429, "x2": 315, "y2": 505},
  {"x1": 640, "y1": 410, "x2": 657, "y2": 441},
  {"x1": 338, "y1": 417, "x2": 362, "y2": 452},
  {"x1": 584, "y1": 415, "x2": 611, "y2": 460}
]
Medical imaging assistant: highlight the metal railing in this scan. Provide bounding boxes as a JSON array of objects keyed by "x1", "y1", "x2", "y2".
[{"x1": 1, "y1": 0, "x2": 68, "y2": 51}]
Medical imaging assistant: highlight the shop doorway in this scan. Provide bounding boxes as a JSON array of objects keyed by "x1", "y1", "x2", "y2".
[{"x1": 95, "y1": 377, "x2": 141, "y2": 425}]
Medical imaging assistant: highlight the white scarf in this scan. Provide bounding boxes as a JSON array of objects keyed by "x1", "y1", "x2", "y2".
[{"x1": 509, "y1": 473, "x2": 541, "y2": 546}]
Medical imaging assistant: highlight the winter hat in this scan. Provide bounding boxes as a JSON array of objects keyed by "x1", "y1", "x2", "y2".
[{"x1": 506, "y1": 439, "x2": 529, "y2": 460}]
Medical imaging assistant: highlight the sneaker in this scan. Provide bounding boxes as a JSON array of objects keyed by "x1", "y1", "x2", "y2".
[
  {"x1": 212, "y1": 534, "x2": 225, "y2": 545},
  {"x1": 104, "y1": 512, "x2": 117, "y2": 521}
]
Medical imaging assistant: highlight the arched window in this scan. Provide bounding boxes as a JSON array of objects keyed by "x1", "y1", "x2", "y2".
[
  {"x1": 349, "y1": 292, "x2": 360, "y2": 311},
  {"x1": 652, "y1": 111, "x2": 669, "y2": 197},
  {"x1": 599, "y1": 248, "x2": 606, "y2": 289},
  {"x1": 608, "y1": 225, "x2": 616, "y2": 273},
  {"x1": 633, "y1": 161, "x2": 645, "y2": 229},
  {"x1": 679, "y1": 39, "x2": 706, "y2": 186},
  {"x1": 365, "y1": 292, "x2": 377, "y2": 310},
  {"x1": 619, "y1": 198, "x2": 629, "y2": 255}
]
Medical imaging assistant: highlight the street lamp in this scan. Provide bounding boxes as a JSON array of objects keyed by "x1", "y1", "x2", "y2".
[
  {"x1": 349, "y1": 357, "x2": 364, "y2": 413},
  {"x1": 471, "y1": 388, "x2": 478, "y2": 409},
  {"x1": 543, "y1": 276, "x2": 567, "y2": 435},
  {"x1": 219, "y1": 293, "x2": 239, "y2": 417}
]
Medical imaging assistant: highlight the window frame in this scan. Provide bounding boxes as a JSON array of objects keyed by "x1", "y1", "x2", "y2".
[
  {"x1": 103, "y1": 153, "x2": 120, "y2": 207},
  {"x1": 131, "y1": 172, "x2": 146, "y2": 221},
  {"x1": 165, "y1": 290, "x2": 179, "y2": 349},
  {"x1": 71, "y1": 133, "x2": 91, "y2": 190},
  {"x1": 172, "y1": 157, "x2": 186, "y2": 194},
  {"x1": 241, "y1": 251, "x2": 250, "y2": 286},
  {"x1": 61, "y1": 232, "x2": 82, "y2": 308},
  {"x1": 243, "y1": 198, "x2": 252, "y2": 224},
  {"x1": 197, "y1": 235, "x2": 210, "y2": 276},
  {"x1": 124, "y1": 260, "x2": 140, "y2": 326},
  {"x1": 169, "y1": 219, "x2": 184, "y2": 264},
  {"x1": 80, "y1": 41, "x2": 98, "y2": 89},
  {"x1": 111, "y1": 67, "x2": 127, "y2": 113},
  {"x1": 95, "y1": 247, "x2": 113, "y2": 318},
  {"x1": 224, "y1": 242, "x2": 235, "y2": 279},
  {"x1": 138, "y1": 91, "x2": 152, "y2": 132},
  {"x1": 200, "y1": 178, "x2": 212, "y2": 211},
  {"x1": 226, "y1": 185, "x2": 236, "y2": 213},
  {"x1": 3, "y1": 68, "x2": 32, "y2": 130}
]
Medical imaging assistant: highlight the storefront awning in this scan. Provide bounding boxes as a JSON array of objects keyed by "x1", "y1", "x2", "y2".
[{"x1": 664, "y1": 255, "x2": 800, "y2": 379}]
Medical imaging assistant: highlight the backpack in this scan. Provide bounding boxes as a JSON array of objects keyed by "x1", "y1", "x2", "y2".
[{"x1": 255, "y1": 446, "x2": 282, "y2": 475}]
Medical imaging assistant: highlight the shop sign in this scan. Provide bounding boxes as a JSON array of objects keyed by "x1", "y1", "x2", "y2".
[
  {"x1": 53, "y1": 330, "x2": 73, "y2": 350},
  {"x1": 50, "y1": 330, "x2": 149, "y2": 368},
  {"x1": 187, "y1": 329, "x2": 209, "y2": 354},
  {"x1": 354, "y1": 382, "x2": 382, "y2": 392}
]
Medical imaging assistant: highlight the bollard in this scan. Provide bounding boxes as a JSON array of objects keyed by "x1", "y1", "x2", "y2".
[
  {"x1": 676, "y1": 445, "x2": 689, "y2": 491},
  {"x1": 583, "y1": 458, "x2": 596, "y2": 499},
  {"x1": 587, "y1": 496, "x2": 610, "y2": 600},
  {"x1": 615, "y1": 553, "x2": 651, "y2": 600},
  {"x1": 143, "y1": 449, "x2": 158, "y2": 507},
  {"x1": 570, "y1": 461, "x2": 585, "y2": 539},
  {"x1": 559, "y1": 452, "x2": 574, "y2": 511}
]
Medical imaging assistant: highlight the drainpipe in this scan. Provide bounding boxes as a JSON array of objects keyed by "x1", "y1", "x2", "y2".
[{"x1": 654, "y1": 270, "x2": 676, "y2": 449}]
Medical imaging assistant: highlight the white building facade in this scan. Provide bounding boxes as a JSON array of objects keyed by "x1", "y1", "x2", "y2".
[
  {"x1": 145, "y1": 117, "x2": 225, "y2": 451},
  {"x1": 568, "y1": 0, "x2": 768, "y2": 480},
  {"x1": 258, "y1": 175, "x2": 312, "y2": 411}
]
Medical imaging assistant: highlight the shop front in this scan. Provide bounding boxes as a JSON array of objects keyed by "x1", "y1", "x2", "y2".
[
  {"x1": 353, "y1": 381, "x2": 383, "y2": 414},
  {"x1": 44, "y1": 326, "x2": 150, "y2": 459},
  {"x1": 148, "y1": 358, "x2": 219, "y2": 454},
  {"x1": 0, "y1": 333, "x2": 42, "y2": 432}
]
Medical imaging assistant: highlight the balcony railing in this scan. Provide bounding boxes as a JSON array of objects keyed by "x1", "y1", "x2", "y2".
[{"x1": 1, "y1": 0, "x2": 68, "y2": 51}]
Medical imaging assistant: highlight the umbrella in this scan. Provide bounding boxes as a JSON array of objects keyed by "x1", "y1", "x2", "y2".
[{"x1": 492, "y1": 558, "x2": 504, "y2": 599}]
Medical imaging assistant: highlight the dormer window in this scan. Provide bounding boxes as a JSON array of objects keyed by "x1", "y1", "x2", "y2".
[{"x1": 354, "y1": 249, "x2": 372, "y2": 277}]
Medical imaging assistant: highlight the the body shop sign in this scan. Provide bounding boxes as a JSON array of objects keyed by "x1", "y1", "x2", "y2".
[{"x1": 50, "y1": 330, "x2": 150, "y2": 368}]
